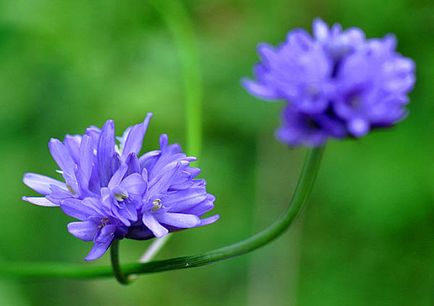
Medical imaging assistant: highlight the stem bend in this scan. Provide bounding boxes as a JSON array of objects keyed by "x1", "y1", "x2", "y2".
[
  {"x1": 0, "y1": 147, "x2": 324, "y2": 280},
  {"x1": 110, "y1": 239, "x2": 131, "y2": 285}
]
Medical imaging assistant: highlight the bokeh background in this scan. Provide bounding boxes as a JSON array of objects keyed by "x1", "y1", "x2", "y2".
[{"x1": 0, "y1": 0, "x2": 433, "y2": 305}]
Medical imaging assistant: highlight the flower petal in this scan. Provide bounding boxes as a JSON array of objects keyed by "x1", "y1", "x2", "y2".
[
  {"x1": 348, "y1": 118, "x2": 370, "y2": 137},
  {"x1": 121, "y1": 113, "x2": 152, "y2": 160},
  {"x1": 157, "y1": 213, "x2": 201, "y2": 228},
  {"x1": 159, "y1": 134, "x2": 168, "y2": 149},
  {"x1": 148, "y1": 161, "x2": 184, "y2": 194},
  {"x1": 142, "y1": 214, "x2": 168, "y2": 238},
  {"x1": 114, "y1": 200, "x2": 138, "y2": 224},
  {"x1": 48, "y1": 138, "x2": 78, "y2": 191},
  {"x1": 84, "y1": 238, "x2": 113, "y2": 261},
  {"x1": 97, "y1": 120, "x2": 115, "y2": 187},
  {"x1": 120, "y1": 173, "x2": 146, "y2": 195},
  {"x1": 61, "y1": 198, "x2": 98, "y2": 220},
  {"x1": 125, "y1": 153, "x2": 140, "y2": 175},
  {"x1": 68, "y1": 221, "x2": 98, "y2": 241},
  {"x1": 22, "y1": 196, "x2": 58, "y2": 207},
  {"x1": 108, "y1": 163, "x2": 128, "y2": 189},
  {"x1": 313, "y1": 18, "x2": 329, "y2": 41},
  {"x1": 111, "y1": 206, "x2": 132, "y2": 226},
  {"x1": 78, "y1": 134, "x2": 94, "y2": 186},
  {"x1": 46, "y1": 185, "x2": 72, "y2": 204},
  {"x1": 199, "y1": 215, "x2": 220, "y2": 226},
  {"x1": 139, "y1": 150, "x2": 161, "y2": 170},
  {"x1": 102, "y1": 189, "x2": 132, "y2": 226},
  {"x1": 241, "y1": 79, "x2": 280, "y2": 100},
  {"x1": 82, "y1": 197, "x2": 105, "y2": 216},
  {"x1": 165, "y1": 188, "x2": 208, "y2": 212},
  {"x1": 84, "y1": 224, "x2": 117, "y2": 261},
  {"x1": 23, "y1": 173, "x2": 65, "y2": 195},
  {"x1": 100, "y1": 187, "x2": 114, "y2": 211},
  {"x1": 64, "y1": 135, "x2": 82, "y2": 163}
]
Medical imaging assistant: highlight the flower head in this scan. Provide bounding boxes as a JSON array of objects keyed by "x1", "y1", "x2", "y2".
[
  {"x1": 23, "y1": 114, "x2": 218, "y2": 261},
  {"x1": 243, "y1": 19, "x2": 415, "y2": 146}
]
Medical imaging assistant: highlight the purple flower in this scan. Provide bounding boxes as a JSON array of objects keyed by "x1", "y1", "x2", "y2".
[
  {"x1": 23, "y1": 113, "x2": 218, "y2": 261},
  {"x1": 243, "y1": 19, "x2": 415, "y2": 146}
]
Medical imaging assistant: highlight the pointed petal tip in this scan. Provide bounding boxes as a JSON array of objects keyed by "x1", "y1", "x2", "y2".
[
  {"x1": 84, "y1": 250, "x2": 103, "y2": 262},
  {"x1": 84, "y1": 238, "x2": 114, "y2": 261},
  {"x1": 159, "y1": 134, "x2": 169, "y2": 149},
  {"x1": 104, "y1": 119, "x2": 114, "y2": 126},
  {"x1": 240, "y1": 77, "x2": 253, "y2": 89},
  {"x1": 200, "y1": 214, "x2": 220, "y2": 226},
  {"x1": 144, "y1": 112, "x2": 153, "y2": 122},
  {"x1": 49, "y1": 137, "x2": 60, "y2": 142},
  {"x1": 313, "y1": 18, "x2": 329, "y2": 41},
  {"x1": 102, "y1": 120, "x2": 115, "y2": 132},
  {"x1": 313, "y1": 17, "x2": 326, "y2": 25},
  {"x1": 101, "y1": 119, "x2": 115, "y2": 134},
  {"x1": 185, "y1": 156, "x2": 197, "y2": 162},
  {"x1": 348, "y1": 118, "x2": 370, "y2": 137},
  {"x1": 178, "y1": 160, "x2": 190, "y2": 167},
  {"x1": 143, "y1": 112, "x2": 153, "y2": 131},
  {"x1": 120, "y1": 114, "x2": 153, "y2": 160},
  {"x1": 154, "y1": 230, "x2": 169, "y2": 238},
  {"x1": 242, "y1": 79, "x2": 279, "y2": 101},
  {"x1": 22, "y1": 196, "x2": 59, "y2": 207},
  {"x1": 256, "y1": 43, "x2": 275, "y2": 59},
  {"x1": 48, "y1": 138, "x2": 61, "y2": 148}
]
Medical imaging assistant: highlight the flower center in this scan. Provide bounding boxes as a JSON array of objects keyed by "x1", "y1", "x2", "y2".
[
  {"x1": 152, "y1": 199, "x2": 162, "y2": 212},
  {"x1": 66, "y1": 184, "x2": 76, "y2": 195},
  {"x1": 98, "y1": 217, "x2": 110, "y2": 229},
  {"x1": 307, "y1": 84, "x2": 320, "y2": 97},
  {"x1": 305, "y1": 117, "x2": 321, "y2": 130},
  {"x1": 114, "y1": 192, "x2": 128, "y2": 202},
  {"x1": 349, "y1": 96, "x2": 361, "y2": 109}
]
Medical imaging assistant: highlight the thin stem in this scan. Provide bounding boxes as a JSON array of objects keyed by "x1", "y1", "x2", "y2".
[
  {"x1": 0, "y1": 147, "x2": 324, "y2": 280},
  {"x1": 139, "y1": 235, "x2": 171, "y2": 263},
  {"x1": 110, "y1": 240, "x2": 130, "y2": 285},
  {"x1": 141, "y1": 0, "x2": 203, "y2": 263},
  {"x1": 150, "y1": 0, "x2": 202, "y2": 157}
]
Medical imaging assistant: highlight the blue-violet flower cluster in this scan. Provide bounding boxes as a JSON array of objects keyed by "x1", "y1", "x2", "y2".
[
  {"x1": 243, "y1": 19, "x2": 415, "y2": 147},
  {"x1": 23, "y1": 114, "x2": 218, "y2": 261}
]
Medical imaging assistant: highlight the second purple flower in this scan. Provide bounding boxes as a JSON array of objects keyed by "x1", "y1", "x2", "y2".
[{"x1": 243, "y1": 19, "x2": 415, "y2": 147}]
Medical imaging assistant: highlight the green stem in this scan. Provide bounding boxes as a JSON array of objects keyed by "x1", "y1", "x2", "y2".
[
  {"x1": 140, "y1": 0, "x2": 203, "y2": 263},
  {"x1": 0, "y1": 147, "x2": 324, "y2": 280},
  {"x1": 110, "y1": 240, "x2": 130, "y2": 285},
  {"x1": 150, "y1": 0, "x2": 202, "y2": 157}
]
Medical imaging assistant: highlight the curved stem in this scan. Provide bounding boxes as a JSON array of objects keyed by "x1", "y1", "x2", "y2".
[
  {"x1": 140, "y1": 0, "x2": 203, "y2": 263},
  {"x1": 110, "y1": 240, "x2": 130, "y2": 285},
  {"x1": 0, "y1": 147, "x2": 324, "y2": 280}
]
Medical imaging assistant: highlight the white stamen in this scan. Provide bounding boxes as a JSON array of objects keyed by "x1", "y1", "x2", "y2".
[
  {"x1": 66, "y1": 184, "x2": 76, "y2": 195},
  {"x1": 152, "y1": 199, "x2": 162, "y2": 212},
  {"x1": 115, "y1": 193, "x2": 128, "y2": 202},
  {"x1": 98, "y1": 217, "x2": 110, "y2": 229}
]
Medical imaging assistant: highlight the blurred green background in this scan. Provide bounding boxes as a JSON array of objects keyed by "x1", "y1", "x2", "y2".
[{"x1": 0, "y1": 0, "x2": 433, "y2": 305}]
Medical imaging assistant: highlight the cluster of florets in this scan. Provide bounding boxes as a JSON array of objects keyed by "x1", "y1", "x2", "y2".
[
  {"x1": 243, "y1": 19, "x2": 415, "y2": 146},
  {"x1": 23, "y1": 114, "x2": 218, "y2": 260}
]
